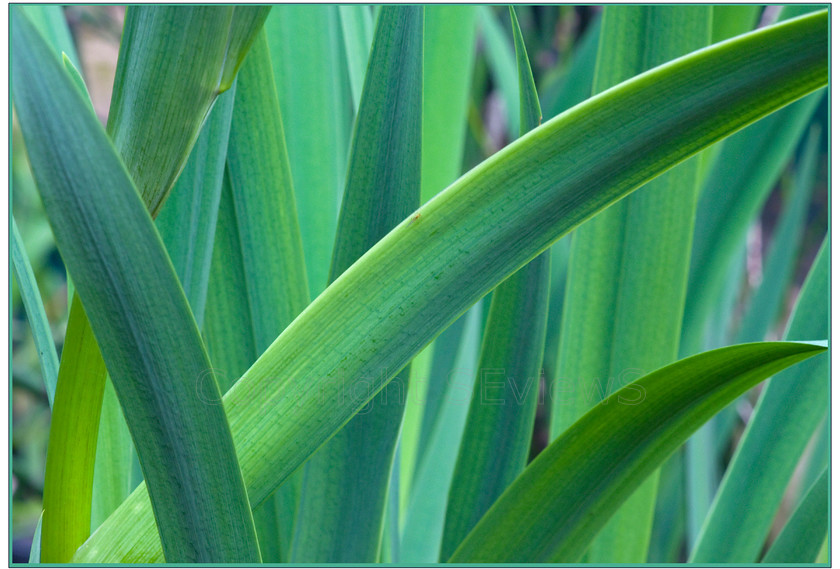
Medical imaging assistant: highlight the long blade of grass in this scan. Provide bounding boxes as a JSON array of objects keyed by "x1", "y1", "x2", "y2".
[
  {"x1": 12, "y1": 9, "x2": 260, "y2": 561},
  {"x1": 32, "y1": 41, "x2": 112, "y2": 556},
  {"x1": 439, "y1": 9, "x2": 548, "y2": 561},
  {"x1": 422, "y1": 5, "x2": 478, "y2": 204},
  {"x1": 89, "y1": 379, "x2": 132, "y2": 531},
  {"x1": 40, "y1": 299, "x2": 107, "y2": 561},
  {"x1": 204, "y1": 177, "x2": 305, "y2": 563},
  {"x1": 11, "y1": 218, "x2": 58, "y2": 407},
  {"x1": 478, "y1": 6, "x2": 519, "y2": 139},
  {"x1": 75, "y1": 13, "x2": 829, "y2": 561},
  {"x1": 400, "y1": 304, "x2": 484, "y2": 563},
  {"x1": 449, "y1": 341, "x2": 825, "y2": 562},
  {"x1": 35, "y1": 7, "x2": 268, "y2": 561},
  {"x1": 399, "y1": 5, "x2": 478, "y2": 514},
  {"x1": 225, "y1": 34, "x2": 309, "y2": 350},
  {"x1": 223, "y1": 30, "x2": 311, "y2": 561},
  {"x1": 693, "y1": 4, "x2": 762, "y2": 183},
  {"x1": 266, "y1": 6, "x2": 350, "y2": 298},
  {"x1": 762, "y1": 467, "x2": 828, "y2": 563},
  {"x1": 550, "y1": 6, "x2": 711, "y2": 562},
  {"x1": 413, "y1": 312, "x2": 470, "y2": 483},
  {"x1": 292, "y1": 8, "x2": 423, "y2": 561},
  {"x1": 339, "y1": 5, "x2": 374, "y2": 111},
  {"x1": 690, "y1": 238, "x2": 828, "y2": 562},
  {"x1": 736, "y1": 124, "x2": 822, "y2": 343},
  {"x1": 539, "y1": 15, "x2": 600, "y2": 425},
  {"x1": 647, "y1": 452, "x2": 687, "y2": 562},
  {"x1": 800, "y1": 416, "x2": 828, "y2": 499},
  {"x1": 218, "y1": 7, "x2": 272, "y2": 91}
]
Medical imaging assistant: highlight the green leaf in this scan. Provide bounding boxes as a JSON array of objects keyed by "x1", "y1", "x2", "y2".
[
  {"x1": 155, "y1": 84, "x2": 237, "y2": 328},
  {"x1": 108, "y1": 6, "x2": 268, "y2": 216},
  {"x1": 736, "y1": 124, "x2": 822, "y2": 342},
  {"x1": 690, "y1": 238, "x2": 828, "y2": 562},
  {"x1": 539, "y1": 13, "x2": 600, "y2": 120},
  {"x1": 400, "y1": 6, "x2": 477, "y2": 512},
  {"x1": 550, "y1": 6, "x2": 711, "y2": 562},
  {"x1": 439, "y1": 8, "x2": 549, "y2": 561},
  {"x1": 90, "y1": 378, "x2": 132, "y2": 531},
  {"x1": 75, "y1": 12, "x2": 829, "y2": 562},
  {"x1": 11, "y1": 217, "x2": 58, "y2": 407},
  {"x1": 226, "y1": 32, "x2": 309, "y2": 350},
  {"x1": 414, "y1": 312, "x2": 471, "y2": 478},
  {"x1": 60, "y1": 44, "x2": 131, "y2": 536},
  {"x1": 219, "y1": 29, "x2": 311, "y2": 561},
  {"x1": 762, "y1": 467, "x2": 828, "y2": 563},
  {"x1": 61, "y1": 52, "x2": 92, "y2": 106},
  {"x1": 203, "y1": 180, "x2": 256, "y2": 386},
  {"x1": 647, "y1": 452, "x2": 687, "y2": 563},
  {"x1": 292, "y1": 7, "x2": 423, "y2": 561},
  {"x1": 218, "y1": 6, "x2": 272, "y2": 91},
  {"x1": 712, "y1": 5, "x2": 760, "y2": 43},
  {"x1": 422, "y1": 5, "x2": 478, "y2": 203},
  {"x1": 478, "y1": 6, "x2": 519, "y2": 139},
  {"x1": 266, "y1": 6, "x2": 351, "y2": 297},
  {"x1": 680, "y1": 91, "x2": 822, "y2": 355},
  {"x1": 40, "y1": 298, "x2": 108, "y2": 562},
  {"x1": 400, "y1": 304, "x2": 484, "y2": 563},
  {"x1": 28, "y1": 512, "x2": 43, "y2": 563},
  {"x1": 449, "y1": 341, "x2": 826, "y2": 562},
  {"x1": 800, "y1": 416, "x2": 828, "y2": 499},
  {"x1": 511, "y1": 7, "x2": 541, "y2": 132},
  {"x1": 12, "y1": 8, "x2": 260, "y2": 561},
  {"x1": 35, "y1": 7, "x2": 268, "y2": 561},
  {"x1": 338, "y1": 5, "x2": 374, "y2": 110},
  {"x1": 21, "y1": 5, "x2": 79, "y2": 68}
]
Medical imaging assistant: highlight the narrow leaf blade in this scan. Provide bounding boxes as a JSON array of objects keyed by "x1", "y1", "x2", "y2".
[{"x1": 449, "y1": 341, "x2": 826, "y2": 562}]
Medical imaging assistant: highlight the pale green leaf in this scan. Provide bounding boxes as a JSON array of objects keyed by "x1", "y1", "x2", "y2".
[{"x1": 266, "y1": 6, "x2": 350, "y2": 297}]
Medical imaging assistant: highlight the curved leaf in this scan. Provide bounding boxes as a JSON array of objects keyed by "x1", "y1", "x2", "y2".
[
  {"x1": 34, "y1": 6, "x2": 268, "y2": 561},
  {"x1": 690, "y1": 238, "x2": 829, "y2": 562},
  {"x1": 208, "y1": 29, "x2": 310, "y2": 562},
  {"x1": 75, "y1": 12, "x2": 828, "y2": 562},
  {"x1": 12, "y1": 8, "x2": 260, "y2": 562},
  {"x1": 11, "y1": 217, "x2": 58, "y2": 406},
  {"x1": 449, "y1": 341, "x2": 825, "y2": 562}
]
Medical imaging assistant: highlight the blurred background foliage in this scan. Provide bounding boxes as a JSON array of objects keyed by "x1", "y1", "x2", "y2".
[{"x1": 10, "y1": 5, "x2": 828, "y2": 562}]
